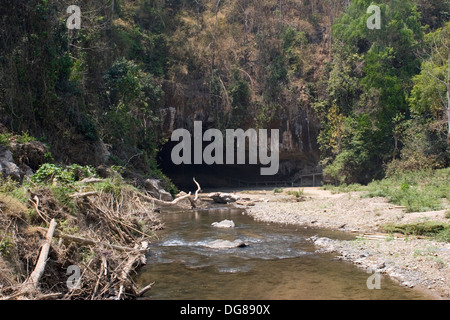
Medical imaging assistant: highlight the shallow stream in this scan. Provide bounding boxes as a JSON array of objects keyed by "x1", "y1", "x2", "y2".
[{"x1": 136, "y1": 207, "x2": 430, "y2": 300}]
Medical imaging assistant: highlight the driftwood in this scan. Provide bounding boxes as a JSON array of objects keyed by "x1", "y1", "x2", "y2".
[
  {"x1": 13, "y1": 219, "x2": 58, "y2": 298},
  {"x1": 26, "y1": 219, "x2": 57, "y2": 289},
  {"x1": 69, "y1": 177, "x2": 203, "y2": 209},
  {"x1": 138, "y1": 177, "x2": 202, "y2": 209},
  {"x1": 117, "y1": 252, "x2": 142, "y2": 300},
  {"x1": 34, "y1": 227, "x2": 148, "y2": 253},
  {"x1": 69, "y1": 191, "x2": 99, "y2": 199},
  {"x1": 137, "y1": 282, "x2": 155, "y2": 297},
  {"x1": 357, "y1": 232, "x2": 425, "y2": 240},
  {"x1": 193, "y1": 177, "x2": 201, "y2": 201},
  {"x1": 79, "y1": 178, "x2": 104, "y2": 184},
  {"x1": 29, "y1": 196, "x2": 51, "y2": 224},
  {"x1": 1, "y1": 181, "x2": 164, "y2": 301}
]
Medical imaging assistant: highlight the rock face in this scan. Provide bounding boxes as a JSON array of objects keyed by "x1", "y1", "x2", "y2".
[
  {"x1": 211, "y1": 220, "x2": 235, "y2": 228},
  {"x1": 205, "y1": 239, "x2": 248, "y2": 249},
  {"x1": 144, "y1": 179, "x2": 173, "y2": 202},
  {"x1": 157, "y1": 102, "x2": 321, "y2": 188}
]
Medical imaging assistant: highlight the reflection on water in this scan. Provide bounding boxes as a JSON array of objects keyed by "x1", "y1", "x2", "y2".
[{"x1": 136, "y1": 207, "x2": 430, "y2": 300}]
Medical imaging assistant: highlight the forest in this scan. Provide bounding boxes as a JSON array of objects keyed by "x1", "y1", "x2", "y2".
[
  {"x1": 0, "y1": 0, "x2": 449, "y2": 186},
  {"x1": 0, "y1": 0, "x2": 449, "y2": 302}
]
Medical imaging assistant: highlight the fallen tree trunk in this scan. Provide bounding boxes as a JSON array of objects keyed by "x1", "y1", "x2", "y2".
[
  {"x1": 33, "y1": 227, "x2": 148, "y2": 253},
  {"x1": 138, "y1": 177, "x2": 202, "y2": 209},
  {"x1": 27, "y1": 219, "x2": 57, "y2": 289},
  {"x1": 17, "y1": 219, "x2": 58, "y2": 297},
  {"x1": 69, "y1": 191, "x2": 99, "y2": 198}
]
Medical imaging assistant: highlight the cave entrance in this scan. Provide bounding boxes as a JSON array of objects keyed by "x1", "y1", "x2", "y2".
[
  {"x1": 157, "y1": 133, "x2": 322, "y2": 191},
  {"x1": 157, "y1": 140, "x2": 267, "y2": 191}
]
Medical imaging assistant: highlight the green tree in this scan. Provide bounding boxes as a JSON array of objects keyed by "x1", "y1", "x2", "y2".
[
  {"x1": 229, "y1": 69, "x2": 251, "y2": 128},
  {"x1": 319, "y1": 0, "x2": 424, "y2": 184},
  {"x1": 103, "y1": 58, "x2": 164, "y2": 161},
  {"x1": 409, "y1": 22, "x2": 450, "y2": 143}
]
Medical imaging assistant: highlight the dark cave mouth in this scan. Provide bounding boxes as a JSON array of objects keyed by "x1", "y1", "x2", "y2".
[
  {"x1": 157, "y1": 140, "x2": 270, "y2": 190},
  {"x1": 156, "y1": 141, "x2": 322, "y2": 190}
]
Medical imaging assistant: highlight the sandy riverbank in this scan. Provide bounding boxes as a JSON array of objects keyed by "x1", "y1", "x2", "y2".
[{"x1": 235, "y1": 187, "x2": 450, "y2": 300}]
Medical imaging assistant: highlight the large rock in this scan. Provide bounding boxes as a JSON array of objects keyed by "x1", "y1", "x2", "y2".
[
  {"x1": 0, "y1": 147, "x2": 20, "y2": 181},
  {"x1": 211, "y1": 220, "x2": 235, "y2": 228},
  {"x1": 205, "y1": 239, "x2": 248, "y2": 249},
  {"x1": 208, "y1": 192, "x2": 240, "y2": 204},
  {"x1": 9, "y1": 140, "x2": 48, "y2": 171},
  {"x1": 308, "y1": 236, "x2": 337, "y2": 253},
  {"x1": 144, "y1": 179, "x2": 173, "y2": 202}
]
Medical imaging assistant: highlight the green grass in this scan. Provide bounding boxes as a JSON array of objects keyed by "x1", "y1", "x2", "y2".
[
  {"x1": 0, "y1": 133, "x2": 13, "y2": 146},
  {"x1": 382, "y1": 221, "x2": 450, "y2": 243},
  {"x1": 323, "y1": 168, "x2": 450, "y2": 213},
  {"x1": 273, "y1": 188, "x2": 283, "y2": 194},
  {"x1": 286, "y1": 188, "x2": 305, "y2": 198}
]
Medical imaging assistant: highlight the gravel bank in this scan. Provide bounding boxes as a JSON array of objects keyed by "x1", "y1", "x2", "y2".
[{"x1": 239, "y1": 187, "x2": 450, "y2": 300}]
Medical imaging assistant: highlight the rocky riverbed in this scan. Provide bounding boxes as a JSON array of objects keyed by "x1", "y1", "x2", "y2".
[{"x1": 238, "y1": 187, "x2": 450, "y2": 300}]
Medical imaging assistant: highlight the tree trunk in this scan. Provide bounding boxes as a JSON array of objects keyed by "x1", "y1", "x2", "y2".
[
  {"x1": 447, "y1": 87, "x2": 450, "y2": 144},
  {"x1": 212, "y1": 0, "x2": 221, "y2": 71},
  {"x1": 22, "y1": 219, "x2": 57, "y2": 293}
]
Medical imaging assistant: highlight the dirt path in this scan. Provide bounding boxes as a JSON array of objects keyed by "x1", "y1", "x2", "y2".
[{"x1": 236, "y1": 187, "x2": 450, "y2": 300}]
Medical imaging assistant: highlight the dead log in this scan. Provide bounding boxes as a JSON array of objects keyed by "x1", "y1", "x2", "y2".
[
  {"x1": 79, "y1": 178, "x2": 105, "y2": 184},
  {"x1": 34, "y1": 227, "x2": 148, "y2": 253},
  {"x1": 116, "y1": 242, "x2": 149, "y2": 300},
  {"x1": 27, "y1": 219, "x2": 57, "y2": 288},
  {"x1": 69, "y1": 191, "x2": 99, "y2": 198},
  {"x1": 193, "y1": 177, "x2": 201, "y2": 201},
  {"x1": 138, "y1": 177, "x2": 202, "y2": 209},
  {"x1": 18, "y1": 219, "x2": 57, "y2": 296}
]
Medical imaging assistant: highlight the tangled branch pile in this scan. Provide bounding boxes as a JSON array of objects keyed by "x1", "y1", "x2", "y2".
[{"x1": 0, "y1": 176, "x2": 166, "y2": 300}]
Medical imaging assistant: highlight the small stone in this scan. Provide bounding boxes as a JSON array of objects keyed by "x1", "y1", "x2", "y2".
[{"x1": 377, "y1": 262, "x2": 386, "y2": 270}]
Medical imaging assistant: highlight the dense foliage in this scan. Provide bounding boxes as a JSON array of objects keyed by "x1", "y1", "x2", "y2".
[
  {"x1": 316, "y1": 0, "x2": 449, "y2": 184},
  {"x1": 0, "y1": 0, "x2": 448, "y2": 184}
]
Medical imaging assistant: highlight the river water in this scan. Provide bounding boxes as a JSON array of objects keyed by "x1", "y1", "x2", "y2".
[{"x1": 136, "y1": 207, "x2": 430, "y2": 300}]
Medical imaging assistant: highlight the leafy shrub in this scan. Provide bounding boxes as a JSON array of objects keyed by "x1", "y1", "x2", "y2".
[
  {"x1": 0, "y1": 132, "x2": 36, "y2": 146},
  {"x1": 31, "y1": 163, "x2": 96, "y2": 185},
  {"x1": 0, "y1": 133, "x2": 13, "y2": 146},
  {"x1": 273, "y1": 188, "x2": 283, "y2": 194},
  {"x1": 0, "y1": 237, "x2": 12, "y2": 257}
]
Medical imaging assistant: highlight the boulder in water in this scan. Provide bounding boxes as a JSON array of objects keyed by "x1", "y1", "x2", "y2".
[
  {"x1": 211, "y1": 220, "x2": 235, "y2": 228},
  {"x1": 206, "y1": 239, "x2": 248, "y2": 249}
]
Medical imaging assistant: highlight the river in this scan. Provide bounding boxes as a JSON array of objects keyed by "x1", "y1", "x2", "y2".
[{"x1": 135, "y1": 207, "x2": 430, "y2": 300}]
